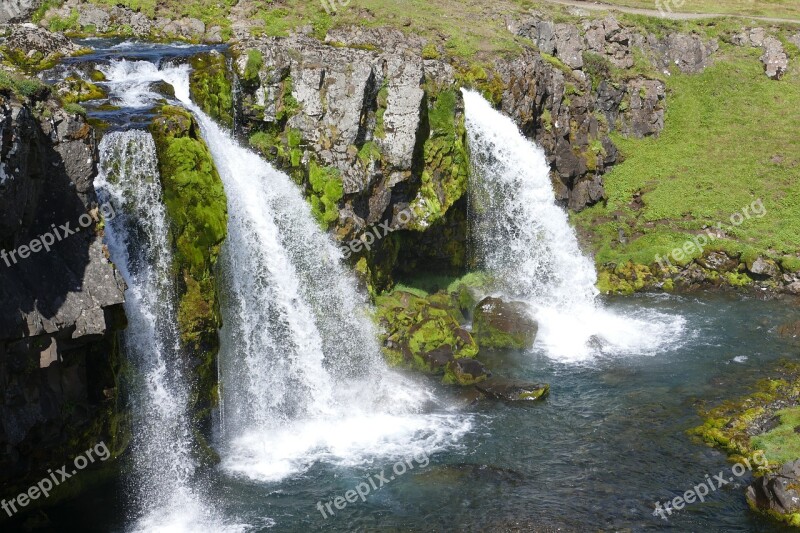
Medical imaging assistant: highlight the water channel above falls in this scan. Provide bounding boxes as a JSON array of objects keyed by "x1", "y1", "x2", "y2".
[{"x1": 33, "y1": 41, "x2": 800, "y2": 532}]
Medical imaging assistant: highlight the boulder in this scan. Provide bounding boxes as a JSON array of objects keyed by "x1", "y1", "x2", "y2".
[
  {"x1": 648, "y1": 33, "x2": 718, "y2": 74},
  {"x1": 376, "y1": 291, "x2": 479, "y2": 374},
  {"x1": 747, "y1": 460, "x2": 800, "y2": 518},
  {"x1": 77, "y1": 5, "x2": 111, "y2": 33},
  {"x1": 747, "y1": 257, "x2": 779, "y2": 278},
  {"x1": 760, "y1": 37, "x2": 788, "y2": 80},
  {"x1": 622, "y1": 78, "x2": 665, "y2": 138},
  {"x1": 3, "y1": 24, "x2": 82, "y2": 59},
  {"x1": 472, "y1": 297, "x2": 537, "y2": 350},
  {"x1": 445, "y1": 358, "x2": 491, "y2": 386},
  {"x1": 475, "y1": 378, "x2": 549, "y2": 401}
]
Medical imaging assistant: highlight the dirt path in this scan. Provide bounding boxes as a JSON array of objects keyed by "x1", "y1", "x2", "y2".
[{"x1": 543, "y1": 0, "x2": 800, "y2": 25}]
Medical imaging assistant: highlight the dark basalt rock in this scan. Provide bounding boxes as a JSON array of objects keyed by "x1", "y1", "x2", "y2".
[
  {"x1": 472, "y1": 297, "x2": 538, "y2": 350},
  {"x1": 0, "y1": 94, "x2": 127, "y2": 493},
  {"x1": 475, "y1": 377, "x2": 549, "y2": 402},
  {"x1": 747, "y1": 460, "x2": 800, "y2": 518}
]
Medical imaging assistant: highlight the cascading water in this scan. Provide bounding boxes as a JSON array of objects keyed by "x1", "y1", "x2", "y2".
[
  {"x1": 96, "y1": 131, "x2": 232, "y2": 532},
  {"x1": 462, "y1": 89, "x2": 685, "y2": 361},
  {"x1": 100, "y1": 58, "x2": 472, "y2": 487}
]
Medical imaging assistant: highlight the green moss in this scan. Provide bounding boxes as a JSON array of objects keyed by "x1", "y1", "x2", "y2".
[
  {"x1": 374, "y1": 288, "x2": 481, "y2": 378},
  {"x1": 308, "y1": 160, "x2": 343, "y2": 227},
  {"x1": 422, "y1": 43, "x2": 440, "y2": 60},
  {"x1": 243, "y1": 49, "x2": 264, "y2": 88},
  {"x1": 60, "y1": 76, "x2": 106, "y2": 104},
  {"x1": 190, "y1": 52, "x2": 234, "y2": 129},
  {"x1": 1, "y1": 46, "x2": 62, "y2": 73},
  {"x1": 63, "y1": 102, "x2": 87, "y2": 116},
  {"x1": 409, "y1": 89, "x2": 470, "y2": 229},
  {"x1": 149, "y1": 105, "x2": 227, "y2": 452}
]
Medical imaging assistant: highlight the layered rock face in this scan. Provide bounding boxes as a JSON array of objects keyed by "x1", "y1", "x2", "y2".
[
  {"x1": 0, "y1": 95, "x2": 126, "y2": 492},
  {"x1": 0, "y1": 0, "x2": 42, "y2": 24}
]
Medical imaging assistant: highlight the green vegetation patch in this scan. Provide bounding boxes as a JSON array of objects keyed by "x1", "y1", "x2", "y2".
[
  {"x1": 190, "y1": 52, "x2": 234, "y2": 129},
  {"x1": 574, "y1": 47, "x2": 800, "y2": 276},
  {"x1": 751, "y1": 407, "x2": 800, "y2": 466},
  {"x1": 149, "y1": 105, "x2": 228, "y2": 429}
]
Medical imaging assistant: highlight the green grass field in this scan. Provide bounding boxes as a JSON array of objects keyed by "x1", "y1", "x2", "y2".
[{"x1": 573, "y1": 44, "x2": 800, "y2": 270}]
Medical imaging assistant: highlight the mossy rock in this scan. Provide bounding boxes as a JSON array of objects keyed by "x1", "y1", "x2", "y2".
[
  {"x1": 375, "y1": 289, "x2": 481, "y2": 379},
  {"x1": 149, "y1": 105, "x2": 227, "y2": 448},
  {"x1": 472, "y1": 297, "x2": 537, "y2": 350},
  {"x1": 58, "y1": 75, "x2": 106, "y2": 104},
  {"x1": 190, "y1": 51, "x2": 234, "y2": 129},
  {"x1": 444, "y1": 358, "x2": 490, "y2": 386}
]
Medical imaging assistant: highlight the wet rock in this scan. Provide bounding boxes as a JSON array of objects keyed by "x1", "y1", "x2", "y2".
[
  {"x1": 150, "y1": 80, "x2": 176, "y2": 99},
  {"x1": 747, "y1": 460, "x2": 800, "y2": 518},
  {"x1": 472, "y1": 297, "x2": 537, "y2": 350},
  {"x1": 0, "y1": 93, "x2": 127, "y2": 492},
  {"x1": 475, "y1": 378, "x2": 549, "y2": 401},
  {"x1": 445, "y1": 357, "x2": 491, "y2": 386},
  {"x1": 376, "y1": 291, "x2": 479, "y2": 374}
]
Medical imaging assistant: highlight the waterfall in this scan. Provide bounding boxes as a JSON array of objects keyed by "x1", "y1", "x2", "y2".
[
  {"x1": 462, "y1": 89, "x2": 685, "y2": 361},
  {"x1": 101, "y1": 59, "x2": 471, "y2": 487},
  {"x1": 96, "y1": 131, "x2": 231, "y2": 532}
]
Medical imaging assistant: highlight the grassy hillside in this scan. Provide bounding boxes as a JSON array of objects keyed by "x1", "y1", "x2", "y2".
[{"x1": 573, "y1": 43, "x2": 800, "y2": 271}]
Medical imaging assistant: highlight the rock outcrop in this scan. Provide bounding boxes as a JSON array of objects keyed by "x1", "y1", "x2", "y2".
[
  {"x1": 0, "y1": 91, "x2": 127, "y2": 492},
  {"x1": 732, "y1": 28, "x2": 789, "y2": 80},
  {"x1": 472, "y1": 297, "x2": 538, "y2": 350},
  {"x1": 747, "y1": 460, "x2": 800, "y2": 522},
  {"x1": 0, "y1": 0, "x2": 42, "y2": 24}
]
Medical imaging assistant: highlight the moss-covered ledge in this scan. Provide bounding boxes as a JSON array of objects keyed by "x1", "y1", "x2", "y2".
[
  {"x1": 149, "y1": 105, "x2": 227, "y2": 462},
  {"x1": 690, "y1": 361, "x2": 800, "y2": 527}
]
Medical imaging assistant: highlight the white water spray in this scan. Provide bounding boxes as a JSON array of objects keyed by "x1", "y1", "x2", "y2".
[
  {"x1": 102, "y1": 59, "x2": 472, "y2": 485},
  {"x1": 462, "y1": 90, "x2": 685, "y2": 361},
  {"x1": 96, "y1": 131, "x2": 234, "y2": 532}
]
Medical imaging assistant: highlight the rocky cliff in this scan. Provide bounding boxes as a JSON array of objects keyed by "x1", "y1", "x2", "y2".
[{"x1": 0, "y1": 89, "x2": 127, "y2": 496}]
